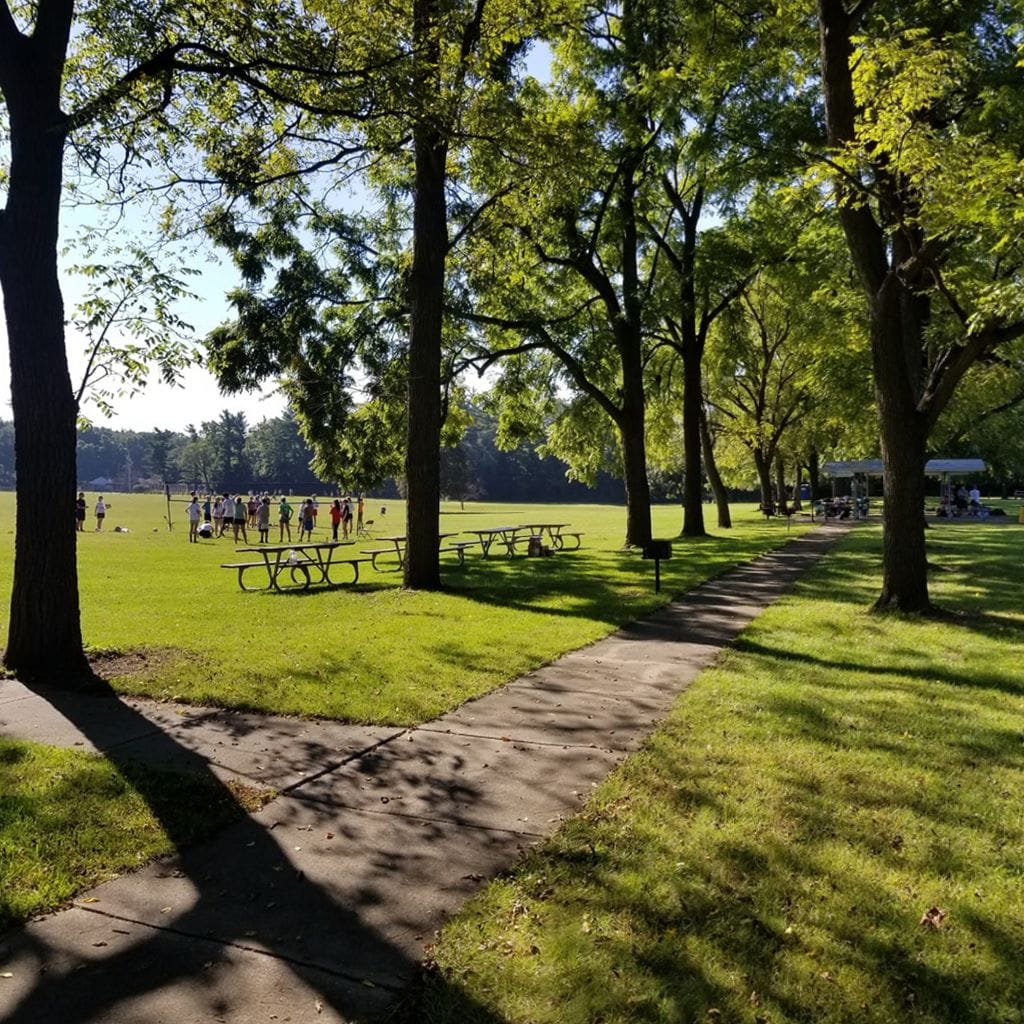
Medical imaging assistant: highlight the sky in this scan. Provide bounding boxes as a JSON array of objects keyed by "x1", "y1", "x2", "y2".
[
  {"x1": 0, "y1": 231, "x2": 289, "y2": 434},
  {"x1": 0, "y1": 42, "x2": 554, "y2": 436}
]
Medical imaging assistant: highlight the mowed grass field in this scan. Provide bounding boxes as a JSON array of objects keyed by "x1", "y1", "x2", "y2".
[
  {"x1": 416, "y1": 521, "x2": 1024, "y2": 1024},
  {"x1": 0, "y1": 492, "x2": 814, "y2": 724}
]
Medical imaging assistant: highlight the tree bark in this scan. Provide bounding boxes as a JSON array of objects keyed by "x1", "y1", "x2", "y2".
[
  {"x1": 0, "y1": 10, "x2": 89, "y2": 679},
  {"x1": 617, "y1": 332, "x2": 652, "y2": 547},
  {"x1": 680, "y1": 330, "x2": 707, "y2": 537},
  {"x1": 872, "y1": 289, "x2": 931, "y2": 610},
  {"x1": 775, "y1": 454, "x2": 787, "y2": 512},
  {"x1": 818, "y1": 0, "x2": 932, "y2": 611},
  {"x1": 699, "y1": 403, "x2": 731, "y2": 528},
  {"x1": 403, "y1": 0, "x2": 445, "y2": 589},
  {"x1": 808, "y1": 449, "x2": 820, "y2": 501},
  {"x1": 753, "y1": 449, "x2": 773, "y2": 510}
]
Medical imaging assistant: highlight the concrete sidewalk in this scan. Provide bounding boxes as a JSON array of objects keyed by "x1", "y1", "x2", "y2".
[{"x1": 0, "y1": 524, "x2": 848, "y2": 1024}]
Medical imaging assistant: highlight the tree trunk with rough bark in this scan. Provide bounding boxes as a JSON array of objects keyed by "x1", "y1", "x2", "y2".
[
  {"x1": 818, "y1": 0, "x2": 933, "y2": 611},
  {"x1": 808, "y1": 449, "x2": 820, "y2": 501},
  {"x1": 871, "y1": 292, "x2": 931, "y2": 610},
  {"x1": 753, "y1": 449, "x2": 773, "y2": 510},
  {"x1": 775, "y1": 454, "x2": 788, "y2": 512},
  {"x1": 403, "y1": 0, "x2": 445, "y2": 590},
  {"x1": 699, "y1": 404, "x2": 731, "y2": 528},
  {"x1": 680, "y1": 332, "x2": 707, "y2": 537},
  {"x1": 0, "y1": 14, "x2": 89, "y2": 680},
  {"x1": 618, "y1": 331, "x2": 652, "y2": 547}
]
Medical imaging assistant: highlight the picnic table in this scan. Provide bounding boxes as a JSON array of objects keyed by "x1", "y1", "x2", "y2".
[
  {"x1": 518, "y1": 522, "x2": 584, "y2": 550},
  {"x1": 222, "y1": 541, "x2": 368, "y2": 591},
  {"x1": 364, "y1": 533, "x2": 460, "y2": 570},
  {"x1": 465, "y1": 525, "x2": 527, "y2": 558}
]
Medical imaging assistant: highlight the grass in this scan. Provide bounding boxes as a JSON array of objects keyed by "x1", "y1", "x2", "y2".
[
  {"x1": 0, "y1": 737, "x2": 271, "y2": 929},
  {"x1": 414, "y1": 522, "x2": 1024, "y2": 1024},
  {"x1": 0, "y1": 492, "x2": 813, "y2": 724}
]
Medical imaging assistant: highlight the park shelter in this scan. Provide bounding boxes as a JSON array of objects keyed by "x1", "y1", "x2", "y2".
[{"x1": 822, "y1": 458, "x2": 986, "y2": 499}]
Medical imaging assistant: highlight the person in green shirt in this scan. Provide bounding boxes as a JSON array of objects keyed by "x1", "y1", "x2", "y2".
[{"x1": 278, "y1": 497, "x2": 294, "y2": 543}]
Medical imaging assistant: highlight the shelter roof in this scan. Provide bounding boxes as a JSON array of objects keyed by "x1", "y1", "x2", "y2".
[{"x1": 822, "y1": 458, "x2": 986, "y2": 478}]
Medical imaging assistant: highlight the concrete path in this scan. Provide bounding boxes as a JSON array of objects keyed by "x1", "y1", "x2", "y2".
[{"x1": 0, "y1": 524, "x2": 848, "y2": 1024}]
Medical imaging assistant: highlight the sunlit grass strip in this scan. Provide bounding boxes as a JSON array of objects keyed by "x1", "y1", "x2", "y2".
[
  {"x1": 0, "y1": 494, "x2": 816, "y2": 724},
  {"x1": 417, "y1": 525, "x2": 1024, "y2": 1024},
  {"x1": 0, "y1": 738, "x2": 271, "y2": 929}
]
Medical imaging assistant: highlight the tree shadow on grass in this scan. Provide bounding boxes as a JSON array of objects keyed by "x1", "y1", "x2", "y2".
[{"x1": 0, "y1": 676, "x2": 511, "y2": 1024}]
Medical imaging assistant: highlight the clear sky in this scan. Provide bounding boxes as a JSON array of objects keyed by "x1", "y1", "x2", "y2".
[
  {"x1": 0, "y1": 42, "x2": 554, "y2": 436},
  {"x1": 0, "y1": 234, "x2": 288, "y2": 434}
]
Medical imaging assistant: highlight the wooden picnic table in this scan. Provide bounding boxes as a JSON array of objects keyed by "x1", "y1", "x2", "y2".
[{"x1": 223, "y1": 541, "x2": 367, "y2": 591}]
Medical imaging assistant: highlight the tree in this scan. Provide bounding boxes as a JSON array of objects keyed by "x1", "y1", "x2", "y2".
[
  {"x1": 0, "y1": 0, "x2": 322, "y2": 677},
  {"x1": 202, "y1": 0, "x2": 560, "y2": 586},
  {"x1": 815, "y1": 0, "x2": 1024, "y2": 610}
]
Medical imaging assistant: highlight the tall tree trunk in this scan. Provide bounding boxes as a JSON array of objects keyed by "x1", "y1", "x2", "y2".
[
  {"x1": 792, "y1": 464, "x2": 803, "y2": 511},
  {"x1": 775, "y1": 454, "x2": 787, "y2": 512},
  {"x1": 403, "y1": 0, "x2": 445, "y2": 590},
  {"x1": 872, "y1": 295, "x2": 931, "y2": 610},
  {"x1": 808, "y1": 449, "x2": 820, "y2": 501},
  {"x1": 699, "y1": 403, "x2": 731, "y2": 528},
  {"x1": 618, "y1": 345, "x2": 652, "y2": 547},
  {"x1": 680, "y1": 334, "x2": 707, "y2": 537},
  {"x1": 0, "y1": 21, "x2": 88, "y2": 679},
  {"x1": 818, "y1": 0, "x2": 932, "y2": 611},
  {"x1": 753, "y1": 449, "x2": 772, "y2": 509}
]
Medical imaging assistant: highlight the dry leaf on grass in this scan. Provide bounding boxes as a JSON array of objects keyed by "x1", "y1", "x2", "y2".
[{"x1": 920, "y1": 906, "x2": 947, "y2": 929}]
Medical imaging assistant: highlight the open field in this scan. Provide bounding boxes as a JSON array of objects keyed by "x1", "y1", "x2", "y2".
[
  {"x1": 416, "y1": 522, "x2": 1024, "y2": 1024},
  {"x1": 0, "y1": 493, "x2": 816, "y2": 724}
]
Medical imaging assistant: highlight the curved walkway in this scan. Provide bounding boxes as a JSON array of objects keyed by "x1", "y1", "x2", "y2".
[{"x1": 0, "y1": 523, "x2": 849, "y2": 1024}]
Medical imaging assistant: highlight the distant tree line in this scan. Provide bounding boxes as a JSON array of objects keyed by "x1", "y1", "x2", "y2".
[{"x1": 5, "y1": 399, "x2": 629, "y2": 502}]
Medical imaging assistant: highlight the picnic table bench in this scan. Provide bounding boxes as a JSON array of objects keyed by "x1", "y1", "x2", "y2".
[
  {"x1": 440, "y1": 539, "x2": 480, "y2": 564},
  {"x1": 222, "y1": 542, "x2": 369, "y2": 591},
  {"x1": 363, "y1": 533, "x2": 461, "y2": 571}
]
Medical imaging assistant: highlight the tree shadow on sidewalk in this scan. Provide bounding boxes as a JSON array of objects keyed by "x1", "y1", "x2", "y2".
[{"x1": 0, "y1": 678, "x2": 509, "y2": 1024}]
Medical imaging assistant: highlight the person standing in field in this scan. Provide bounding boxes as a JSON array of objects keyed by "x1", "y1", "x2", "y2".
[
  {"x1": 257, "y1": 495, "x2": 271, "y2": 543},
  {"x1": 299, "y1": 499, "x2": 315, "y2": 541},
  {"x1": 232, "y1": 495, "x2": 248, "y2": 543},
  {"x1": 329, "y1": 499, "x2": 342, "y2": 541},
  {"x1": 94, "y1": 495, "x2": 109, "y2": 530},
  {"x1": 187, "y1": 495, "x2": 201, "y2": 543},
  {"x1": 202, "y1": 495, "x2": 212, "y2": 524},
  {"x1": 341, "y1": 495, "x2": 353, "y2": 539},
  {"x1": 76, "y1": 492, "x2": 87, "y2": 532},
  {"x1": 278, "y1": 496, "x2": 294, "y2": 542},
  {"x1": 356, "y1": 494, "x2": 365, "y2": 533},
  {"x1": 212, "y1": 496, "x2": 224, "y2": 536}
]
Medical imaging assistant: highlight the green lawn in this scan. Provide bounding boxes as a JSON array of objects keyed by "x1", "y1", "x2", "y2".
[
  {"x1": 0, "y1": 493, "x2": 813, "y2": 724},
  {"x1": 0, "y1": 737, "x2": 270, "y2": 929},
  {"x1": 415, "y1": 522, "x2": 1024, "y2": 1024}
]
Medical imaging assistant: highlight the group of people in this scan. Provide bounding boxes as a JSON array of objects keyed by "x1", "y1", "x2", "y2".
[
  {"x1": 76, "y1": 492, "x2": 109, "y2": 531},
  {"x1": 936, "y1": 484, "x2": 985, "y2": 518},
  {"x1": 185, "y1": 492, "x2": 365, "y2": 544}
]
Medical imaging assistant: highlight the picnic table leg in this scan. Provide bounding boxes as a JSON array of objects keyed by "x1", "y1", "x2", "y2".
[
  {"x1": 237, "y1": 565, "x2": 275, "y2": 592},
  {"x1": 273, "y1": 563, "x2": 311, "y2": 591}
]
